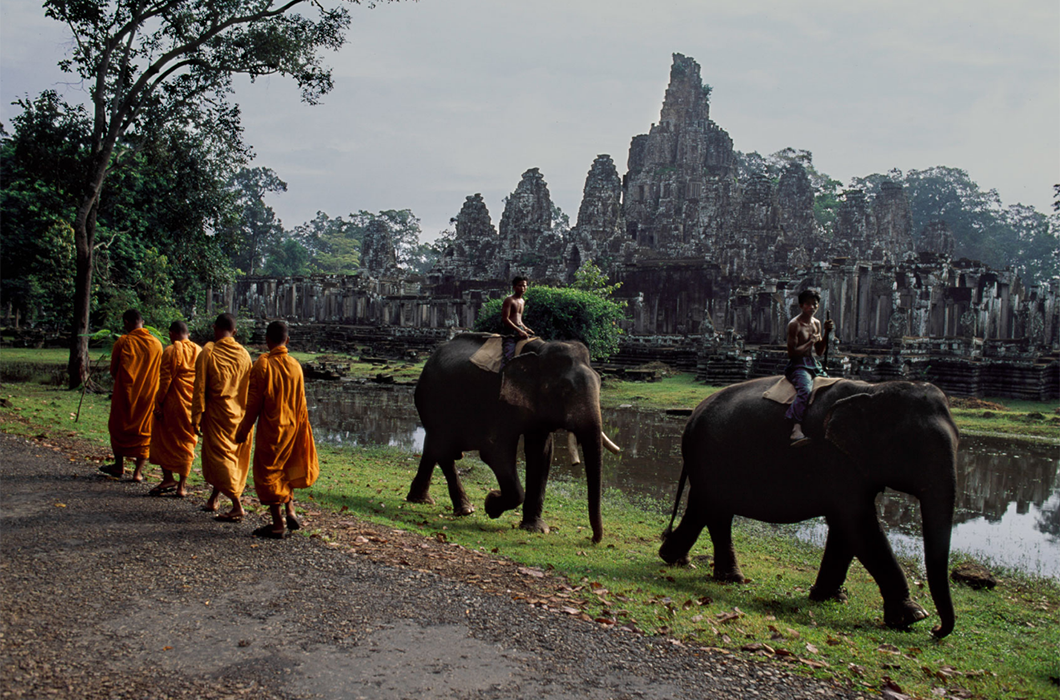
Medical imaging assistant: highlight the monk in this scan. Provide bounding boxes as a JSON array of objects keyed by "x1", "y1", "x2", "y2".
[
  {"x1": 236, "y1": 321, "x2": 319, "y2": 539},
  {"x1": 147, "y1": 321, "x2": 202, "y2": 498},
  {"x1": 101, "y1": 309, "x2": 163, "y2": 482},
  {"x1": 192, "y1": 313, "x2": 253, "y2": 523}
]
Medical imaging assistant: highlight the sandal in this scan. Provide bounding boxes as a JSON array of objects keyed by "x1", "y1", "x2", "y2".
[
  {"x1": 147, "y1": 484, "x2": 176, "y2": 497},
  {"x1": 252, "y1": 525, "x2": 287, "y2": 540},
  {"x1": 98, "y1": 465, "x2": 124, "y2": 478},
  {"x1": 286, "y1": 515, "x2": 301, "y2": 532},
  {"x1": 214, "y1": 513, "x2": 244, "y2": 523}
]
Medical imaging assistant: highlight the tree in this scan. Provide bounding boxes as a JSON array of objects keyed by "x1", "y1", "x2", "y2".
[
  {"x1": 475, "y1": 285, "x2": 626, "y2": 360},
  {"x1": 0, "y1": 92, "x2": 87, "y2": 327},
  {"x1": 1, "y1": 91, "x2": 237, "y2": 330},
  {"x1": 295, "y1": 211, "x2": 360, "y2": 274},
  {"x1": 350, "y1": 209, "x2": 423, "y2": 270},
  {"x1": 222, "y1": 167, "x2": 288, "y2": 275},
  {"x1": 42, "y1": 0, "x2": 357, "y2": 388},
  {"x1": 261, "y1": 238, "x2": 310, "y2": 277}
]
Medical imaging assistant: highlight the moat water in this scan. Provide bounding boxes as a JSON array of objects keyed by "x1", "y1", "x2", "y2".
[{"x1": 306, "y1": 383, "x2": 1060, "y2": 579}]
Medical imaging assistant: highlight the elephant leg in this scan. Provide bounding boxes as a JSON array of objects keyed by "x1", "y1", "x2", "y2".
[
  {"x1": 849, "y1": 508, "x2": 928, "y2": 629},
  {"x1": 439, "y1": 456, "x2": 474, "y2": 516},
  {"x1": 706, "y1": 513, "x2": 745, "y2": 583},
  {"x1": 481, "y1": 442, "x2": 525, "y2": 519},
  {"x1": 406, "y1": 435, "x2": 438, "y2": 505},
  {"x1": 658, "y1": 505, "x2": 706, "y2": 566},
  {"x1": 809, "y1": 521, "x2": 853, "y2": 602},
  {"x1": 520, "y1": 431, "x2": 553, "y2": 534}
]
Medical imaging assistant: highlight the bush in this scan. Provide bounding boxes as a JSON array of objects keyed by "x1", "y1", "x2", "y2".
[{"x1": 474, "y1": 286, "x2": 625, "y2": 360}]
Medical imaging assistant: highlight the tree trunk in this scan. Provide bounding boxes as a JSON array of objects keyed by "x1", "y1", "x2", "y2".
[{"x1": 67, "y1": 203, "x2": 97, "y2": 389}]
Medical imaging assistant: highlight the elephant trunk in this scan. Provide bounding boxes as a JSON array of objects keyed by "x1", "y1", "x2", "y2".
[
  {"x1": 579, "y1": 428, "x2": 604, "y2": 544},
  {"x1": 921, "y1": 482, "x2": 957, "y2": 638}
]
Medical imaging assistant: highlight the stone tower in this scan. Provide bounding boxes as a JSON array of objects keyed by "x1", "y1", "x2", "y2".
[
  {"x1": 918, "y1": 219, "x2": 956, "y2": 257},
  {"x1": 563, "y1": 154, "x2": 630, "y2": 281},
  {"x1": 497, "y1": 168, "x2": 557, "y2": 280},
  {"x1": 434, "y1": 193, "x2": 499, "y2": 280},
  {"x1": 873, "y1": 180, "x2": 915, "y2": 261},
  {"x1": 623, "y1": 53, "x2": 736, "y2": 259},
  {"x1": 360, "y1": 219, "x2": 399, "y2": 276}
]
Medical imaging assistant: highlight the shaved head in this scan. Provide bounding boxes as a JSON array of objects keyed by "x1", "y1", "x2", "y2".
[{"x1": 214, "y1": 313, "x2": 236, "y2": 332}]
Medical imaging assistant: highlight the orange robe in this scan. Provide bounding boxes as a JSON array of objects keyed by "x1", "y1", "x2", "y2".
[
  {"x1": 192, "y1": 337, "x2": 252, "y2": 499},
  {"x1": 108, "y1": 328, "x2": 163, "y2": 460},
  {"x1": 238, "y1": 346, "x2": 319, "y2": 505},
  {"x1": 149, "y1": 339, "x2": 202, "y2": 477}
]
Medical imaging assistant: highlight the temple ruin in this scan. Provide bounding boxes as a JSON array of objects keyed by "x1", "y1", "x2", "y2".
[{"x1": 225, "y1": 54, "x2": 1058, "y2": 400}]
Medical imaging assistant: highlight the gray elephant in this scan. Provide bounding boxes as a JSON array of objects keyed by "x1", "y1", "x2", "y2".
[
  {"x1": 659, "y1": 377, "x2": 959, "y2": 637},
  {"x1": 407, "y1": 333, "x2": 616, "y2": 543}
]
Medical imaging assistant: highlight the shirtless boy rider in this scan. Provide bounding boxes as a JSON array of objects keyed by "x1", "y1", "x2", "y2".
[
  {"x1": 501, "y1": 276, "x2": 534, "y2": 363},
  {"x1": 784, "y1": 289, "x2": 834, "y2": 447}
]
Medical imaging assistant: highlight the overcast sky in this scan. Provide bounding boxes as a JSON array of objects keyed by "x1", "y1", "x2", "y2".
[{"x1": 2, "y1": 0, "x2": 1057, "y2": 242}]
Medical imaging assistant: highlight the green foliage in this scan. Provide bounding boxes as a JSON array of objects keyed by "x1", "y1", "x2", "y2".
[
  {"x1": 0, "y1": 92, "x2": 86, "y2": 326},
  {"x1": 1, "y1": 92, "x2": 240, "y2": 329},
  {"x1": 294, "y1": 211, "x2": 361, "y2": 274},
  {"x1": 262, "y1": 238, "x2": 311, "y2": 277},
  {"x1": 475, "y1": 285, "x2": 625, "y2": 360},
  {"x1": 220, "y1": 167, "x2": 288, "y2": 276},
  {"x1": 571, "y1": 260, "x2": 624, "y2": 300}
]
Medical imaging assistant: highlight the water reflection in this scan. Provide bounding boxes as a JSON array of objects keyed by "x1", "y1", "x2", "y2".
[{"x1": 306, "y1": 383, "x2": 1059, "y2": 578}]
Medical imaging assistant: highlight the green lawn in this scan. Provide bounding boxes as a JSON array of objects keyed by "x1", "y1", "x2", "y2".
[{"x1": 1, "y1": 380, "x2": 1058, "y2": 699}]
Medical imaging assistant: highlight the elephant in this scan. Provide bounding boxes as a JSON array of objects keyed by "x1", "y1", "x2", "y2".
[
  {"x1": 406, "y1": 333, "x2": 617, "y2": 543},
  {"x1": 659, "y1": 376, "x2": 959, "y2": 637}
]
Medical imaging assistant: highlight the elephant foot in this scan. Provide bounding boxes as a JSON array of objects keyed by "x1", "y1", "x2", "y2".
[
  {"x1": 658, "y1": 540, "x2": 691, "y2": 566},
  {"x1": 712, "y1": 569, "x2": 747, "y2": 584},
  {"x1": 453, "y1": 502, "x2": 475, "y2": 516},
  {"x1": 519, "y1": 517, "x2": 550, "y2": 535},
  {"x1": 884, "y1": 598, "x2": 930, "y2": 629},
  {"x1": 484, "y1": 490, "x2": 506, "y2": 519},
  {"x1": 406, "y1": 491, "x2": 435, "y2": 506},
  {"x1": 809, "y1": 585, "x2": 849, "y2": 603}
]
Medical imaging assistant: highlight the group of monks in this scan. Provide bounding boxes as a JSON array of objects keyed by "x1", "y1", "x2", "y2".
[{"x1": 101, "y1": 309, "x2": 318, "y2": 539}]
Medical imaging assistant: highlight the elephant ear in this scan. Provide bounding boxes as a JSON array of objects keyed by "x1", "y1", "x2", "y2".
[
  {"x1": 824, "y1": 393, "x2": 881, "y2": 462},
  {"x1": 499, "y1": 353, "x2": 540, "y2": 412}
]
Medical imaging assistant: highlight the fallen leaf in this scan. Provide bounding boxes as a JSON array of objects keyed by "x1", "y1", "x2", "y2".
[
  {"x1": 54, "y1": 503, "x2": 67, "y2": 508},
  {"x1": 805, "y1": 643, "x2": 819, "y2": 654}
]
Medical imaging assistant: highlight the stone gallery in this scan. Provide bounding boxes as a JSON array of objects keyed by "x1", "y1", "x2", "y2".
[{"x1": 227, "y1": 55, "x2": 1058, "y2": 400}]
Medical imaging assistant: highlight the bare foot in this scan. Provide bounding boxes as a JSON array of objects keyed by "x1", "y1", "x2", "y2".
[{"x1": 215, "y1": 509, "x2": 245, "y2": 523}]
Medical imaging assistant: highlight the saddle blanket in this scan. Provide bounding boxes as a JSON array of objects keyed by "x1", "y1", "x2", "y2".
[
  {"x1": 469, "y1": 335, "x2": 534, "y2": 373},
  {"x1": 762, "y1": 376, "x2": 844, "y2": 405}
]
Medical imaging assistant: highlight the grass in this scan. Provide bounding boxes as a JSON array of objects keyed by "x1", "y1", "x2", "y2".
[{"x1": 1, "y1": 380, "x2": 1059, "y2": 698}]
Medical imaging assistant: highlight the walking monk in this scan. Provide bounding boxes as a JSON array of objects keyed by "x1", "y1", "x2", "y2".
[
  {"x1": 236, "y1": 321, "x2": 319, "y2": 540},
  {"x1": 101, "y1": 309, "x2": 162, "y2": 482},
  {"x1": 192, "y1": 313, "x2": 253, "y2": 522},
  {"x1": 147, "y1": 321, "x2": 201, "y2": 498}
]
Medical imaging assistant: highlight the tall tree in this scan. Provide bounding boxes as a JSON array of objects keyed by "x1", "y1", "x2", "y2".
[
  {"x1": 43, "y1": 0, "x2": 357, "y2": 388},
  {"x1": 223, "y1": 167, "x2": 288, "y2": 275},
  {"x1": 295, "y1": 211, "x2": 360, "y2": 274}
]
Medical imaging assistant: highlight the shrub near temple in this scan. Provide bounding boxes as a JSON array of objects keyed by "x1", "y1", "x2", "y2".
[{"x1": 475, "y1": 285, "x2": 625, "y2": 361}]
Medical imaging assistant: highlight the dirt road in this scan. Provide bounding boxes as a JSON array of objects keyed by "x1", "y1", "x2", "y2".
[{"x1": 0, "y1": 432, "x2": 873, "y2": 699}]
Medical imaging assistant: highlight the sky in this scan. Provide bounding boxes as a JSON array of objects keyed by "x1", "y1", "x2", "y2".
[{"x1": 2, "y1": 0, "x2": 1057, "y2": 242}]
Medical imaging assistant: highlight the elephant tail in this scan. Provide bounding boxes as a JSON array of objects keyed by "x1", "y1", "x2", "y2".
[{"x1": 661, "y1": 462, "x2": 689, "y2": 541}]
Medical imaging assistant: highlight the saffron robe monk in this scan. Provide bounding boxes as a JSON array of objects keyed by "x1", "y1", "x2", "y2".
[
  {"x1": 236, "y1": 321, "x2": 319, "y2": 539},
  {"x1": 147, "y1": 321, "x2": 201, "y2": 498},
  {"x1": 192, "y1": 313, "x2": 253, "y2": 522},
  {"x1": 102, "y1": 309, "x2": 163, "y2": 482}
]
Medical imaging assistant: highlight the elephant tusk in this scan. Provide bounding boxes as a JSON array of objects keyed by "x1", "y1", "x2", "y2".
[
  {"x1": 566, "y1": 431, "x2": 581, "y2": 465},
  {"x1": 602, "y1": 430, "x2": 621, "y2": 454}
]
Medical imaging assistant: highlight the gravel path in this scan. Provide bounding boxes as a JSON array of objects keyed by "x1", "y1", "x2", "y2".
[{"x1": 0, "y1": 432, "x2": 876, "y2": 699}]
